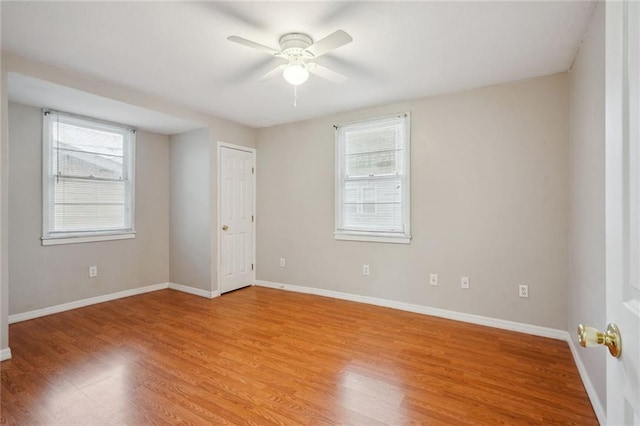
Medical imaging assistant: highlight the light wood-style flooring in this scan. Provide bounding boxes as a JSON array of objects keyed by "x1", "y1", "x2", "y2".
[{"x1": 1, "y1": 286, "x2": 597, "y2": 425}]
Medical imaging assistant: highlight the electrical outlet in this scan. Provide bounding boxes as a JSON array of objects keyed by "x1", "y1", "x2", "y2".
[
  {"x1": 430, "y1": 273, "x2": 438, "y2": 286},
  {"x1": 89, "y1": 266, "x2": 98, "y2": 278},
  {"x1": 280, "y1": 258, "x2": 286, "y2": 267},
  {"x1": 362, "y1": 264, "x2": 370, "y2": 276},
  {"x1": 461, "y1": 276, "x2": 470, "y2": 289},
  {"x1": 519, "y1": 285, "x2": 529, "y2": 298}
]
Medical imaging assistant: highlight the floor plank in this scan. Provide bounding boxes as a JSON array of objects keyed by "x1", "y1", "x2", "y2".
[{"x1": 1, "y1": 287, "x2": 598, "y2": 425}]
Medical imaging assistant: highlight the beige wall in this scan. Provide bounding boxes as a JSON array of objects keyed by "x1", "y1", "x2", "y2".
[
  {"x1": 169, "y1": 128, "x2": 211, "y2": 291},
  {"x1": 256, "y1": 73, "x2": 569, "y2": 329},
  {"x1": 8, "y1": 102, "x2": 170, "y2": 314},
  {"x1": 568, "y1": 2, "x2": 606, "y2": 413}
]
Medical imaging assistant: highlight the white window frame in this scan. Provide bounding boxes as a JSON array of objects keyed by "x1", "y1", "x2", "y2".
[
  {"x1": 41, "y1": 110, "x2": 136, "y2": 246},
  {"x1": 334, "y1": 113, "x2": 411, "y2": 244}
]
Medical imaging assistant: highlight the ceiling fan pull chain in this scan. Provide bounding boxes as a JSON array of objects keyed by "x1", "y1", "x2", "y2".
[{"x1": 293, "y1": 85, "x2": 298, "y2": 107}]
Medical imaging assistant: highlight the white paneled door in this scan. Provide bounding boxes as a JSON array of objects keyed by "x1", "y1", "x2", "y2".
[
  {"x1": 605, "y1": 2, "x2": 640, "y2": 424},
  {"x1": 219, "y1": 145, "x2": 255, "y2": 294}
]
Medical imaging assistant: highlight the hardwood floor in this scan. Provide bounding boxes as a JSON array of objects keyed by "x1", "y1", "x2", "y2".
[{"x1": 1, "y1": 286, "x2": 597, "y2": 425}]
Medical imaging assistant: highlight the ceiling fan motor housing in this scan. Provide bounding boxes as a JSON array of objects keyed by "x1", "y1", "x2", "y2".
[{"x1": 279, "y1": 33, "x2": 314, "y2": 58}]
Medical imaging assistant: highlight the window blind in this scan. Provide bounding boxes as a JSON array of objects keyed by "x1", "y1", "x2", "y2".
[
  {"x1": 336, "y1": 114, "x2": 410, "y2": 238},
  {"x1": 43, "y1": 111, "x2": 135, "y2": 237}
]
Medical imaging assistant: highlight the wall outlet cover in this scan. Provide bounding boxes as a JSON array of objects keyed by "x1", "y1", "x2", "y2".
[
  {"x1": 430, "y1": 273, "x2": 438, "y2": 286},
  {"x1": 461, "y1": 276, "x2": 470, "y2": 289}
]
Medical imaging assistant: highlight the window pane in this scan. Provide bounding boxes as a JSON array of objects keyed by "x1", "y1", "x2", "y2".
[
  {"x1": 347, "y1": 150, "x2": 402, "y2": 177},
  {"x1": 54, "y1": 121, "x2": 124, "y2": 156},
  {"x1": 342, "y1": 201, "x2": 402, "y2": 232},
  {"x1": 54, "y1": 204, "x2": 125, "y2": 231},
  {"x1": 52, "y1": 178, "x2": 126, "y2": 231},
  {"x1": 54, "y1": 148, "x2": 123, "y2": 180},
  {"x1": 362, "y1": 187, "x2": 376, "y2": 214},
  {"x1": 344, "y1": 119, "x2": 406, "y2": 177},
  {"x1": 54, "y1": 178, "x2": 125, "y2": 204},
  {"x1": 343, "y1": 177, "x2": 403, "y2": 232},
  {"x1": 345, "y1": 126, "x2": 397, "y2": 155},
  {"x1": 53, "y1": 120, "x2": 124, "y2": 179},
  {"x1": 344, "y1": 178, "x2": 402, "y2": 203}
]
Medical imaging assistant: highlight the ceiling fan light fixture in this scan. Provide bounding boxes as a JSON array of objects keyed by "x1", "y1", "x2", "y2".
[{"x1": 283, "y1": 64, "x2": 309, "y2": 86}]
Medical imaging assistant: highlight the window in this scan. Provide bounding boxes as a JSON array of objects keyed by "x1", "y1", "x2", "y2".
[
  {"x1": 335, "y1": 113, "x2": 411, "y2": 244},
  {"x1": 42, "y1": 110, "x2": 136, "y2": 245}
]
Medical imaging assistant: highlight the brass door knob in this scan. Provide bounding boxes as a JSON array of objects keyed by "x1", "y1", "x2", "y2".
[
  {"x1": 222, "y1": 225, "x2": 229, "y2": 231},
  {"x1": 577, "y1": 323, "x2": 622, "y2": 358}
]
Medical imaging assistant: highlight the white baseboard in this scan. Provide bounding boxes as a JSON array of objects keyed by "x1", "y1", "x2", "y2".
[
  {"x1": 168, "y1": 282, "x2": 218, "y2": 299},
  {"x1": 567, "y1": 336, "x2": 606, "y2": 425},
  {"x1": 0, "y1": 348, "x2": 12, "y2": 361},
  {"x1": 8, "y1": 282, "x2": 170, "y2": 324},
  {"x1": 8, "y1": 281, "x2": 220, "y2": 325},
  {"x1": 255, "y1": 280, "x2": 568, "y2": 340}
]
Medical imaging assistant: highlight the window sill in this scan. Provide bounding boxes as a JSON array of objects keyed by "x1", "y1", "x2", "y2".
[
  {"x1": 334, "y1": 232, "x2": 411, "y2": 244},
  {"x1": 41, "y1": 232, "x2": 136, "y2": 246}
]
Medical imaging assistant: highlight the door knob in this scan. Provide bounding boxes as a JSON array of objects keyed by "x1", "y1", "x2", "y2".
[
  {"x1": 222, "y1": 225, "x2": 229, "y2": 231},
  {"x1": 577, "y1": 323, "x2": 622, "y2": 358}
]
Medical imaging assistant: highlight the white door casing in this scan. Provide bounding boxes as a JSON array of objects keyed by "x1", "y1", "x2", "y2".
[
  {"x1": 218, "y1": 143, "x2": 255, "y2": 294},
  {"x1": 605, "y1": 2, "x2": 640, "y2": 424}
]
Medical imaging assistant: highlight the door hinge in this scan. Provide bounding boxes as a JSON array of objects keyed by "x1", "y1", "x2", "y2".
[
  {"x1": 252, "y1": 215, "x2": 254, "y2": 222},
  {"x1": 251, "y1": 263, "x2": 254, "y2": 271},
  {"x1": 252, "y1": 167, "x2": 254, "y2": 174}
]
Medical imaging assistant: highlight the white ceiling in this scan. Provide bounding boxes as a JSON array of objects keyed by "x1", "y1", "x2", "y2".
[{"x1": 1, "y1": 1, "x2": 595, "y2": 129}]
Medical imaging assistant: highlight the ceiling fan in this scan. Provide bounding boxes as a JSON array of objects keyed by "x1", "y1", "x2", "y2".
[{"x1": 227, "y1": 30, "x2": 353, "y2": 86}]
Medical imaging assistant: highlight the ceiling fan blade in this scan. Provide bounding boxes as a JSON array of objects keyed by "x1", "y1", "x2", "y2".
[
  {"x1": 258, "y1": 64, "x2": 287, "y2": 81},
  {"x1": 307, "y1": 63, "x2": 348, "y2": 84},
  {"x1": 227, "y1": 36, "x2": 281, "y2": 56},
  {"x1": 305, "y1": 30, "x2": 353, "y2": 58}
]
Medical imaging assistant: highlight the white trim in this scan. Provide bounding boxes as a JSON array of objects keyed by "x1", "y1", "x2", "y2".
[
  {"x1": 7, "y1": 282, "x2": 223, "y2": 325},
  {"x1": 334, "y1": 112, "x2": 411, "y2": 129},
  {"x1": 334, "y1": 232, "x2": 411, "y2": 244},
  {"x1": 567, "y1": 337, "x2": 607, "y2": 425},
  {"x1": 254, "y1": 280, "x2": 567, "y2": 340},
  {"x1": 42, "y1": 232, "x2": 135, "y2": 246},
  {"x1": 0, "y1": 348, "x2": 12, "y2": 361},
  {"x1": 126, "y1": 126, "x2": 136, "y2": 233},
  {"x1": 42, "y1": 109, "x2": 53, "y2": 237},
  {"x1": 216, "y1": 141, "x2": 257, "y2": 295},
  {"x1": 168, "y1": 282, "x2": 218, "y2": 299},
  {"x1": 8, "y1": 282, "x2": 169, "y2": 324}
]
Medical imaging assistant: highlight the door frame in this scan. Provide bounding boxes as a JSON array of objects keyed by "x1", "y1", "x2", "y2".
[
  {"x1": 604, "y1": 1, "x2": 625, "y2": 422},
  {"x1": 216, "y1": 141, "x2": 256, "y2": 294},
  {"x1": 605, "y1": 1, "x2": 640, "y2": 423}
]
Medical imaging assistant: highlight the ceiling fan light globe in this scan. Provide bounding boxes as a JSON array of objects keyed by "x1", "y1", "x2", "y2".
[{"x1": 283, "y1": 64, "x2": 309, "y2": 86}]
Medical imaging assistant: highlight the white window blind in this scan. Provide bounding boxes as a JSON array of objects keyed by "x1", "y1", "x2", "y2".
[
  {"x1": 335, "y1": 113, "x2": 411, "y2": 243},
  {"x1": 42, "y1": 110, "x2": 135, "y2": 243}
]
